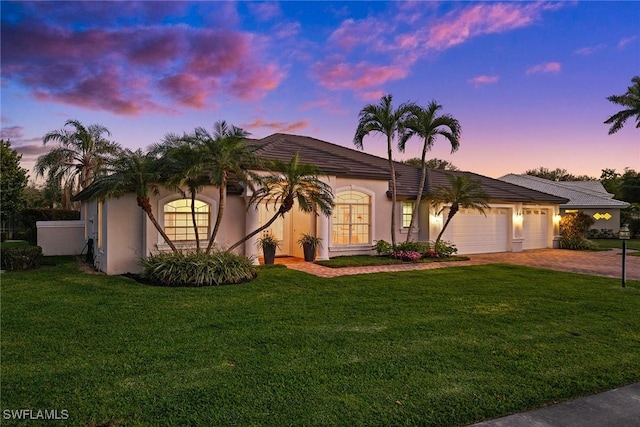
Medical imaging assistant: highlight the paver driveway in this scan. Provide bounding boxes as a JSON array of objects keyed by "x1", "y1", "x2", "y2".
[{"x1": 276, "y1": 249, "x2": 640, "y2": 280}]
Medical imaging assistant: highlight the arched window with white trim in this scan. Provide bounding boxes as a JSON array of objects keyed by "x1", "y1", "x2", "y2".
[
  {"x1": 163, "y1": 199, "x2": 210, "y2": 241},
  {"x1": 332, "y1": 190, "x2": 371, "y2": 245}
]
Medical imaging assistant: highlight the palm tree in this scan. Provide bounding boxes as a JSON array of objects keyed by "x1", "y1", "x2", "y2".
[
  {"x1": 604, "y1": 76, "x2": 640, "y2": 135},
  {"x1": 227, "y1": 152, "x2": 334, "y2": 252},
  {"x1": 185, "y1": 121, "x2": 256, "y2": 254},
  {"x1": 152, "y1": 134, "x2": 211, "y2": 252},
  {"x1": 354, "y1": 94, "x2": 415, "y2": 247},
  {"x1": 429, "y1": 174, "x2": 490, "y2": 245},
  {"x1": 399, "y1": 101, "x2": 461, "y2": 242},
  {"x1": 74, "y1": 148, "x2": 179, "y2": 253},
  {"x1": 35, "y1": 119, "x2": 120, "y2": 207}
]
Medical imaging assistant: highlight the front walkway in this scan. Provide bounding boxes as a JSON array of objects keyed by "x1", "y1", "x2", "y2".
[{"x1": 273, "y1": 249, "x2": 640, "y2": 280}]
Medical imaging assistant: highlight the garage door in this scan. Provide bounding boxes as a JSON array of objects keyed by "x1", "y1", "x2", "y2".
[
  {"x1": 441, "y1": 208, "x2": 509, "y2": 254},
  {"x1": 523, "y1": 209, "x2": 549, "y2": 250}
]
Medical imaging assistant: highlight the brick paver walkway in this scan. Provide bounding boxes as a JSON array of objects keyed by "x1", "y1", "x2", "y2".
[{"x1": 273, "y1": 249, "x2": 640, "y2": 280}]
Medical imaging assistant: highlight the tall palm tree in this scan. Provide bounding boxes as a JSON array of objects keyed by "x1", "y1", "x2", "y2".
[
  {"x1": 399, "y1": 101, "x2": 462, "y2": 242},
  {"x1": 74, "y1": 148, "x2": 178, "y2": 253},
  {"x1": 36, "y1": 119, "x2": 120, "y2": 207},
  {"x1": 152, "y1": 134, "x2": 211, "y2": 252},
  {"x1": 185, "y1": 121, "x2": 256, "y2": 254},
  {"x1": 604, "y1": 76, "x2": 640, "y2": 135},
  {"x1": 428, "y1": 174, "x2": 490, "y2": 245},
  {"x1": 354, "y1": 94, "x2": 415, "y2": 247},
  {"x1": 227, "y1": 152, "x2": 334, "y2": 252}
]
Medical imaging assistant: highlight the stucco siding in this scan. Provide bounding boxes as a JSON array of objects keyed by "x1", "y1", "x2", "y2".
[
  {"x1": 561, "y1": 208, "x2": 622, "y2": 233},
  {"x1": 37, "y1": 220, "x2": 85, "y2": 255},
  {"x1": 104, "y1": 194, "x2": 144, "y2": 275}
]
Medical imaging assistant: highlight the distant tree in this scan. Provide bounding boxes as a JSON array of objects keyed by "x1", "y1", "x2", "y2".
[
  {"x1": 600, "y1": 168, "x2": 622, "y2": 198},
  {"x1": 620, "y1": 168, "x2": 640, "y2": 203},
  {"x1": 404, "y1": 157, "x2": 459, "y2": 169},
  {"x1": 400, "y1": 101, "x2": 461, "y2": 242},
  {"x1": 35, "y1": 119, "x2": 120, "y2": 207},
  {"x1": 354, "y1": 94, "x2": 415, "y2": 247},
  {"x1": 428, "y1": 174, "x2": 490, "y2": 245},
  {"x1": 0, "y1": 140, "x2": 29, "y2": 234},
  {"x1": 604, "y1": 76, "x2": 640, "y2": 135},
  {"x1": 524, "y1": 167, "x2": 593, "y2": 182}
]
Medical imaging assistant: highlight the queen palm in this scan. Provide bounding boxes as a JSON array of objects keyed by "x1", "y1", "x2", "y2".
[
  {"x1": 74, "y1": 148, "x2": 178, "y2": 253},
  {"x1": 604, "y1": 76, "x2": 640, "y2": 135},
  {"x1": 185, "y1": 121, "x2": 256, "y2": 254},
  {"x1": 227, "y1": 152, "x2": 334, "y2": 252},
  {"x1": 399, "y1": 101, "x2": 461, "y2": 242},
  {"x1": 354, "y1": 94, "x2": 415, "y2": 247},
  {"x1": 429, "y1": 174, "x2": 490, "y2": 245},
  {"x1": 36, "y1": 120, "x2": 120, "y2": 207},
  {"x1": 152, "y1": 134, "x2": 211, "y2": 252}
]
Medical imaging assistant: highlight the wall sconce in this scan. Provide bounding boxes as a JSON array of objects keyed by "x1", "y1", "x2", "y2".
[
  {"x1": 553, "y1": 214, "x2": 562, "y2": 224},
  {"x1": 513, "y1": 211, "x2": 523, "y2": 224},
  {"x1": 430, "y1": 214, "x2": 443, "y2": 225}
]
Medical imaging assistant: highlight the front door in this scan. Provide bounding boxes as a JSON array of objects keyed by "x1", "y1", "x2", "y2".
[{"x1": 258, "y1": 203, "x2": 290, "y2": 256}]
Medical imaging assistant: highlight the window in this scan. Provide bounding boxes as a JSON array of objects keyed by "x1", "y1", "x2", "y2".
[
  {"x1": 164, "y1": 199, "x2": 210, "y2": 241},
  {"x1": 332, "y1": 190, "x2": 371, "y2": 245},
  {"x1": 402, "y1": 202, "x2": 414, "y2": 228}
]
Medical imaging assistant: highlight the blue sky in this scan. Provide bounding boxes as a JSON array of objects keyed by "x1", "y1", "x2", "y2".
[{"x1": 1, "y1": 1, "x2": 638, "y2": 181}]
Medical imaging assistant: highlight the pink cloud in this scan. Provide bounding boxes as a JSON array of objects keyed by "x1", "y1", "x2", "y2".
[
  {"x1": 329, "y1": 18, "x2": 390, "y2": 51},
  {"x1": 468, "y1": 75, "x2": 499, "y2": 86},
  {"x1": 618, "y1": 36, "x2": 637, "y2": 49},
  {"x1": 526, "y1": 62, "x2": 561, "y2": 75},
  {"x1": 248, "y1": 2, "x2": 282, "y2": 22},
  {"x1": 574, "y1": 44, "x2": 607, "y2": 56},
  {"x1": 312, "y1": 57, "x2": 408, "y2": 92},
  {"x1": 1, "y1": 14, "x2": 282, "y2": 115},
  {"x1": 243, "y1": 119, "x2": 309, "y2": 133},
  {"x1": 426, "y1": 3, "x2": 553, "y2": 50}
]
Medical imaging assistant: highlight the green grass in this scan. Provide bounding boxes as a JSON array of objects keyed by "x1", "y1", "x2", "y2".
[
  {"x1": 592, "y1": 238, "x2": 640, "y2": 251},
  {"x1": 317, "y1": 255, "x2": 469, "y2": 268},
  {"x1": 0, "y1": 240, "x2": 30, "y2": 249},
  {"x1": 2, "y1": 261, "x2": 639, "y2": 426}
]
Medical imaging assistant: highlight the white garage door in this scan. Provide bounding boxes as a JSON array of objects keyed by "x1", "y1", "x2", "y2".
[
  {"x1": 523, "y1": 209, "x2": 549, "y2": 250},
  {"x1": 442, "y1": 208, "x2": 509, "y2": 254}
]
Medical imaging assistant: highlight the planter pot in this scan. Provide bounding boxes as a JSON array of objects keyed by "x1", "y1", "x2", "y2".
[
  {"x1": 302, "y1": 242, "x2": 316, "y2": 262},
  {"x1": 263, "y1": 246, "x2": 276, "y2": 265}
]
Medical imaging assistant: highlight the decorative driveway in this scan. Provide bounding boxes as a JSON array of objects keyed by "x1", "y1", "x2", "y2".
[{"x1": 275, "y1": 249, "x2": 640, "y2": 280}]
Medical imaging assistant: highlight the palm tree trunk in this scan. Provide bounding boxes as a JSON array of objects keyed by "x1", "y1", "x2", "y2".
[
  {"x1": 435, "y1": 204, "x2": 458, "y2": 245},
  {"x1": 137, "y1": 196, "x2": 178, "y2": 253},
  {"x1": 387, "y1": 135, "x2": 398, "y2": 247},
  {"x1": 227, "y1": 204, "x2": 287, "y2": 252},
  {"x1": 190, "y1": 190, "x2": 200, "y2": 252},
  {"x1": 206, "y1": 185, "x2": 226, "y2": 254},
  {"x1": 405, "y1": 141, "x2": 429, "y2": 242}
]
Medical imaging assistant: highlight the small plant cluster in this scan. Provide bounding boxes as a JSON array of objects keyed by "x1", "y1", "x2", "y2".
[
  {"x1": 375, "y1": 240, "x2": 457, "y2": 262},
  {"x1": 587, "y1": 229, "x2": 616, "y2": 239},
  {"x1": 560, "y1": 212, "x2": 597, "y2": 250},
  {"x1": 140, "y1": 251, "x2": 257, "y2": 286},
  {"x1": 1, "y1": 246, "x2": 43, "y2": 271}
]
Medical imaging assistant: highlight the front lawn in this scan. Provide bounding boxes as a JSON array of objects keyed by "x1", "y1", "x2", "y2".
[
  {"x1": 317, "y1": 254, "x2": 469, "y2": 268},
  {"x1": 2, "y1": 261, "x2": 639, "y2": 426},
  {"x1": 592, "y1": 238, "x2": 640, "y2": 251}
]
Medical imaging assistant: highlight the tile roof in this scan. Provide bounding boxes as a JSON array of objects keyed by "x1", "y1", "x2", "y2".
[
  {"x1": 251, "y1": 134, "x2": 568, "y2": 204},
  {"x1": 498, "y1": 174, "x2": 629, "y2": 208}
]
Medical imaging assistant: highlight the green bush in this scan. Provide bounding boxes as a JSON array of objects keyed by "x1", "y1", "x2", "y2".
[
  {"x1": 559, "y1": 236, "x2": 598, "y2": 250},
  {"x1": 1, "y1": 246, "x2": 43, "y2": 270},
  {"x1": 628, "y1": 218, "x2": 640, "y2": 238},
  {"x1": 140, "y1": 251, "x2": 257, "y2": 287},
  {"x1": 560, "y1": 212, "x2": 594, "y2": 238},
  {"x1": 374, "y1": 240, "x2": 393, "y2": 256},
  {"x1": 395, "y1": 241, "x2": 430, "y2": 253},
  {"x1": 431, "y1": 240, "x2": 458, "y2": 257}
]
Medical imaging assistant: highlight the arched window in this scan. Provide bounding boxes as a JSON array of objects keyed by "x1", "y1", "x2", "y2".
[
  {"x1": 332, "y1": 190, "x2": 371, "y2": 245},
  {"x1": 163, "y1": 199, "x2": 210, "y2": 241}
]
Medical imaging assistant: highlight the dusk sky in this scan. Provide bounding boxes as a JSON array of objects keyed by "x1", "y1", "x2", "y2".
[{"x1": 1, "y1": 1, "x2": 638, "y2": 182}]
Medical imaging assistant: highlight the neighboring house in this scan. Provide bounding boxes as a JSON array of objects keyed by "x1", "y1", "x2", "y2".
[
  {"x1": 499, "y1": 174, "x2": 629, "y2": 236},
  {"x1": 55, "y1": 133, "x2": 568, "y2": 274}
]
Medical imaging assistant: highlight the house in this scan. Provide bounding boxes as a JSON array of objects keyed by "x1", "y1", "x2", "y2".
[
  {"x1": 499, "y1": 174, "x2": 629, "y2": 236},
  {"x1": 49, "y1": 133, "x2": 569, "y2": 275}
]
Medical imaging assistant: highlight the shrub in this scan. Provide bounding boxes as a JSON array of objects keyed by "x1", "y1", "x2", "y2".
[
  {"x1": 628, "y1": 218, "x2": 640, "y2": 239},
  {"x1": 559, "y1": 236, "x2": 598, "y2": 250},
  {"x1": 390, "y1": 250, "x2": 422, "y2": 262},
  {"x1": 560, "y1": 212, "x2": 594, "y2": 238},
  {"x1": 140, "y1": 251, "x2": 257, "y2": 287},
  {"x1": 431, "y1": 240, "x2": 458, "y2": 257},
  {"x1": 395, "y1": 241, "x2": 430, "y2": 253},
  {"x1": 374, "y1": 240, "x2": 393, "y2": 256},
  {"x1": 1, "y1": 246, "x2": 43, "y2": 270}
]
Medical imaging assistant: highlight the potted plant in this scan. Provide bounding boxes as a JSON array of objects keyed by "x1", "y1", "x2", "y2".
[
  {"x1": 257, "y1": 234, "x2": 280, "y2": 265},
  {"x1": 297, "y1": 233, "x2": 322, "y2": 262}
]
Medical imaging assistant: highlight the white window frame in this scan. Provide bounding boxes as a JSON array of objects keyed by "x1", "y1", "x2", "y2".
[{"x1": 331, "y1": 187, "x2": 374, "y2": 247}]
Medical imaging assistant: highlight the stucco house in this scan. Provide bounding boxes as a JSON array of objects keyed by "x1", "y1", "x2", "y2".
[
  {"x1": 499, "y1": 174, "x2": 629, "y2": 236},
  {"x1": 42, "y1": 133, "x2": 569, "y2": 274}
]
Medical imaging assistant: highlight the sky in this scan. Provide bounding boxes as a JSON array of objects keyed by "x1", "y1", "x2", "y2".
[{"x1": 1, "y1": 0, "x2": 639, "y2": 183}]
